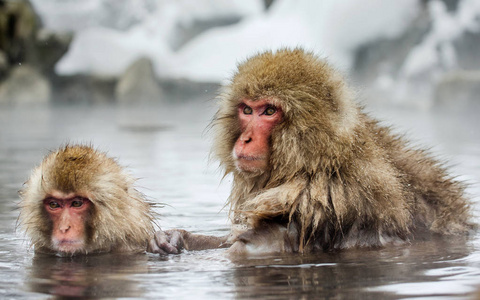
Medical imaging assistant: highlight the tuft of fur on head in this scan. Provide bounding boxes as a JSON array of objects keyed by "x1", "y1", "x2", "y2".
[
  {"x1": 213, "y1": 49, "x2": 358, "y2": 179},
  {"x1": 212, "y1": 48, "x2": 359, "y2": 209},
  {"x1": 18, "y1": 144, "x2": 155, "y2": 255},
  {"x1": 211, "y1": 48, "x2": 472, "y2": 252}
]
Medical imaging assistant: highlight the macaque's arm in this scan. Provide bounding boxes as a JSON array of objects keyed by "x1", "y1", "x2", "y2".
[{"x1": 147, "y1": 229, "x2": 231, "y2": 254}]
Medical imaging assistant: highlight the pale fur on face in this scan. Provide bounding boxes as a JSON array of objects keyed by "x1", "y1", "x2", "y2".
[{"x1": 18, "y1": 144, "x2": 155, "y2": 255}]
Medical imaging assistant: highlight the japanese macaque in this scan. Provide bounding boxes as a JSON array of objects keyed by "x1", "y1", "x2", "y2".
[
  {"x1": 149, "y1": 48, "x2": 473, "y2": 255},
  {"x1": 19, "y1": 145, "x2": 155, "y2": 256}
]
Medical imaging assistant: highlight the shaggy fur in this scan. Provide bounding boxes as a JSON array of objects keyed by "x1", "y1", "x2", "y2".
[
  {"x1": 212, "y1": 48, "x2": 473, "y2": 252},
  {"x1": 18, "y1": 145, "x2": 155, "y2": 255}
]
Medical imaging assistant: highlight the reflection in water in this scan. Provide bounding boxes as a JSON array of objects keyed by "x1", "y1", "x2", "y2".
[
  {"x1": 0, "y1": 103, "x2": 479, "y2": 298},
  {"x1": 27, "y1": 254, "x2": 148, "y2": 298},
  {"x1": 229, "y1": 235, "x2": 477, "y2": 299}
]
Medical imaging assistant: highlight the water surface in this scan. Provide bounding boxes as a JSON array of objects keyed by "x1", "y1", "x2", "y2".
[{"x1": 0, "y1": 100, "x2": 479, "y2": 299}]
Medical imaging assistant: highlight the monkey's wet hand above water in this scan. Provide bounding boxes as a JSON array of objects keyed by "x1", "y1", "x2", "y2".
[
  {"x1": 148, "y1": 229, "x2": 185, "y2": 255},
  {"x1": 148, "y1": 229, "x2": 231, "y2": 254}
]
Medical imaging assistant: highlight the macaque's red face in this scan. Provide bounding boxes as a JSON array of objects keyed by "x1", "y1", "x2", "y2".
[
  {"x1": 43, "y1": 193, "x2": 92, "y2": 254},
  {"x1": 234, "y1": 99, "x2": 283, "y2": 173}
]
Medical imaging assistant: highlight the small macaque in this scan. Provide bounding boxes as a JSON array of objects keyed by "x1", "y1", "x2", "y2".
[
  {"x1": 19, "y1": 145, "x2": 155, "y2": 256},
  {"x1": 150, "y1": 48, "x2": 474, "y2": 255}
]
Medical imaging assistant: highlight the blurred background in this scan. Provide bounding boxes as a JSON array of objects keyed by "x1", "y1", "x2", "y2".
[
  {"x1": 1, "y1": 2, "x2": 480, "y2": 298},
  {"x1": 0, "y1": 0, "x2": 479, "y2": 109}
]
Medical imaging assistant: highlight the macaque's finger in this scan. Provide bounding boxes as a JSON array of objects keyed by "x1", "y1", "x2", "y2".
[
  {"x1": 167, "y1": 230, "x2": 184, "y2": 250},
  {"x1": 147, "y1": 238, "x2": 168, "y2": 255},
  {"x1": 153, "y1": 230, "x2": 179, "y2": 254}
]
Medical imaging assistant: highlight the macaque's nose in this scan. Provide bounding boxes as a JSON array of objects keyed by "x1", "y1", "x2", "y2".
[
  {"x1": 59, "y1": 224, "x2": 71, "y2": 234},
  {"x1": 241, "y1": 121, "x2": 255, "y2": 144},
  {"x1": 59, "y1": 212, "x2": 71, "y2": 233},
  {"x1": 240, "y1": 132, "x2": 253, "y2": 144}
]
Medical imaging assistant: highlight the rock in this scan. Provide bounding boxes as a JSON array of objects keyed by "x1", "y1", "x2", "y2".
[
  {"x1": 0, "y1": 51, "x2": 8, "y2": 79},
  {"x1": 115, "y1": 57, "x2": 163, "y2": 104},
  {"x1": 160, "y1": 78, "x2": 220, "y2": 102},
  {"x1": 35, "y1": 29, "x2": 73, "y2": 75},
  {"x1": 0, "y1": 0, "x2": 39, "y2": 65},
  {"x1": 50, "y1": 74, "x2": 116, "y2": 104},
  {"x1": 171, "y1": 17, "x2": 241, "y2": 51},
  {"x1": 352, "y1": 10, "x2": 430, "y2": 84},
  {"x1": 0, "y1": 64, "x2": 50, "y2": 105},
  {"x1": 115, "y1": 57, "x2": 166, "y2": 129},
  {"x1": 433, "y1": 71, "x2": 480, "y2": 110},
  {"x1": 453, "y1": 30, "x2": 480, "y2": 71}
]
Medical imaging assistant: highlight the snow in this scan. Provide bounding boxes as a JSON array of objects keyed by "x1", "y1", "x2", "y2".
[
  {"x1": 38, "y1": 0, "x2": 419, "y2": 80},
  {"x1": 162, "y1": 9, "x2": 319, "y2": 82},
  {"x1": 56, "y1": 27, "x2": 168, "y2": 76},
  {"x1": 163, "y1": 0, "x2": 418, "y2": 82},
  {"x1": 401, "y1": 0, "x2": 480, "y2": 77},
  {"x1": 33, "y1": 0, "x2": 480, "y2": 83},
  {"x1": 50, "y1": 0, "x2": 263, "y2": 77},
  {"x1": 31, "y1": 0, "x2": 263, "y2": 32}
]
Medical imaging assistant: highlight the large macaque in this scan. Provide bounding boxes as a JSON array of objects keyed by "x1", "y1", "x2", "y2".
[
  {"x1": 19, "y1": 145, "x2": 156, "y2": 256},
  {"x1": 149, "y1": 48, "x2": 473, "y2": 255}
]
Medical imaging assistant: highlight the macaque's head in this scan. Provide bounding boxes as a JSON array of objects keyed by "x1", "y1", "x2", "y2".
[
  {"x1": 19, "y1": 145, "x2": 154, "y2": 255},
  {"x1": 213, "y1": 48, "x2": 358, "y2": 181}
]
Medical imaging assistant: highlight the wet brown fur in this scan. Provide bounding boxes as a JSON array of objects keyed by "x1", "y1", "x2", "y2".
[
  {"x1": 212, "y1": 48, "x2": 473, "y2": 252},
  {"x1": 18, "y1": 144, "x2": 155, "y2": 255}
]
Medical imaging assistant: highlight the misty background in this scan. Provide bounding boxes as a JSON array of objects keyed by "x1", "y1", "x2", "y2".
[
  {"x1": 0, "y1": 0, "x2": 479, "y2": 110},
  {"x1": 1, "y1": 1, "x2": 480, "y2": 298}
]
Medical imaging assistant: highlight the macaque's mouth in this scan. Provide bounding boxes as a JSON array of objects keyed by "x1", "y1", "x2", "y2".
[
  {"x1": 53, "y1": 239, "x2": 84, "y2": 252},
  {"x1": 236, "y1": 155, "x2": 265, "y2": 161}
]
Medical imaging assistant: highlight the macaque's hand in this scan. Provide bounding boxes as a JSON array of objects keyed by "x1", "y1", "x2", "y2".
[{"x1": 147, "y1": 229, "x2": 186, "y2": 255}]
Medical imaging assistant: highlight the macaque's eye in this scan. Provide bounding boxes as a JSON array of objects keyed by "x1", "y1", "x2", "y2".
[
  {"x1": 243, "y1": 105, "x2": 253, "y2": 115},
  {"x1": 264, "y1": 106, "x2": 277, "y2": 116},
  {"x1": 48, "y1": 201, "x2": 60, "y2": 209},
  {"x1": 71, "y1": 200, "x2": 84, "y2": 208}
]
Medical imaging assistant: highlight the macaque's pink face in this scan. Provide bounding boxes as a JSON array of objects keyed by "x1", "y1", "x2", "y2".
[
  {"x1": 43, "y1": 193, "x2": 92, "y2": 254},
  {"x1": 233, "y1": 99, "x2": 283, "y2": 173}
]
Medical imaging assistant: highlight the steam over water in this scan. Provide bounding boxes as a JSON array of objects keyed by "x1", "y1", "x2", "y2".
[{"x1": 0, "y1": 101, "x2": 479, "y2": 298}]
